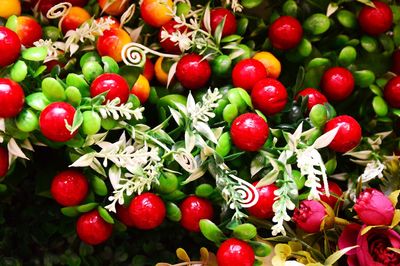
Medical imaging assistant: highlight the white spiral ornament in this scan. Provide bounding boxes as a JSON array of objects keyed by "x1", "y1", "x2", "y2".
[
  {"x1": 121, "y1": 42, "x2": 180, "y2": 68},
  {"x1": 46, "y1": 2, "x2": 72, "y2": 30},
  {"x1": 229, "y1": 174, "x2": 259, "y2": 209},
  {"x1": 173, "y1": 148, "x2": 198, "y2": 173}
]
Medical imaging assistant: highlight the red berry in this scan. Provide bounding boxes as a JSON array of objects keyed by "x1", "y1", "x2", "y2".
[
  {"x1": 320, "y1": 67, "x2": 354, "y2": 102},
  {"x1": 384, "y1": 76, "x2": 400, "y2": 108},
  {"x1": 318, "y1": 181, "x2": 343, "y2": 209},
  {"x1": 232, "y1": 59, "x2": 267, "y2": 91},
  {"x1": 0, "y1": 78, "x2": 24, "y2": 118},
  {"x1": 66, "y1": 0, "x2": 88, "y2": 6},
  {"x1": 76, "y1": 209, "x2": 113, "y2": 245},
  {"x1": 324, "y1": 115, "x2": 362, "y2": 153},
  {"x1": 251, "y1": 78, "x2": 288, "y2": 116},
  {"x1": 30, "y1": 0, "x2": 60, "y2": 15},
  {"x1": 116, "y1": 204, "x2": 136, "y2": 227},
  {"x1": 0, "y1": 147, "x2": 8, "y2": 178},
  {"x1": 39, "y1": 102, "x2": 77, "y2": 142},
  {"x1": 128, "y1": 192, "x2": 166, "y2": 230},
  {"x1": 158, "y1": 20, "x2": 187, "y2": 54},
  {"x1": 358, "y1": 0, "x2": 393, "y2": 36},
  {"x1": 268, "y1": 16, "x2": 303, "y2": 50},
  {"x1": 143, "y1": 57, "x2": 155, "y2": 81},
  {"x1": 176, "y1": 53, "x2": 211, "y2": 90},
  {"x1": 296, "y1": 88, "x2": 328, "y2": 112},
  {"x1": 0, "y1": 26, "x2": 21, "y2": 67},
  {"x1": 217, "y1": 238, "x2": 255, "y2": 266},
  {"x1": 246, "y1": 182, "x2": 278, "y2": 219},
  {"x1": 90, "y1": 73, "x2": 130, "y2": 104},
  {"x1": 13, "y1": 16, "x2": 42, "y2": 47},
  {"x1": 210, "y1": 8, "x2": 237, "y2": 37},
  {"x1": 50, "y1": 170, "x2": 88, "y2": 206},
  {"x1": 230, "y1": 113, "x2": 269, "y2": 152},
  {"x1": 180, "y1": 195, "x2": 214, "y2": 232}
]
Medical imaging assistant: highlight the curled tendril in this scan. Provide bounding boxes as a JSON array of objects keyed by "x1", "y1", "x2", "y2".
[
  {"x1": 121, "y1": 42, "x2": 180, "y2": 67},
  {"x1": 229, "y1": 174, "x2": 259, "y2": 208},
  {"x1": 120, "y1": 4, "x2": 136, "y2": 27},
  {"x1": 46, "y1": 2, "x2": 72, "y2": 30},
  {"x1": 173, "y1": 149, "x2": 198, "y2": 173}
]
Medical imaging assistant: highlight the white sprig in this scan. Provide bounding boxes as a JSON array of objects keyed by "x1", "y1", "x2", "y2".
[
  {"x1": 359, "y1": 160, "x2": 385, "y2": 182},
  {"x1": 33, "y1": 39, "x2": 66, "y2": 63},
  {"x1": 97, "y1": 98, "x2": 144, "y2": 121},
  {"x1": 271, "y1": 181, "x2": 296, "y2": 236}
]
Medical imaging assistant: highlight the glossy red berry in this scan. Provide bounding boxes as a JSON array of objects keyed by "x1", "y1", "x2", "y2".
[
  {"x1": 39, "y1": 102, "x2": 77, "y2": 142},
  {"x1": 268, "y1": 16, "x2": 303, "y2": 50},
  {"x1": 50, "y1": 170, "x2": 89, "y2": 206},
  {"x1": 296, "y1": 88, "x2": 328, "y2": 112},
  {"x1": 76, "y1": 209, "x2": 113, "y2": 245},
  {"x1": 230, "y1": 113, "x2": 269, "y2": 152},
  {"x1": 217, "y1": 238, "x2": 255, "y2": 266},
  {"x1": 0, "y1": 147, "x2": 8, "y2": 178},
  {"x1": 251, "y1": 78, "x2": 288, "y2": 116},
  {"x1": 384, "y1": 76, "x2": 400, "y2": 108},
  {"x1": 158, "y1": 20, "x2": 187, "y2": 54},
  {"x1": 0, "y1": 26, "x2": 21, "y2": 67},
  {"x1": 358, "y1": 0, "x2": 393, "y2": 36},
  {"x1": 320, "y1": 67, "x2": 354, "y2": 102},
  {"x1": 12, "y1": 16, "x2": 43, "y2": 47},
  {"x1": 143, "y1": 57, "x2": 154, "y2": 81},
  {"x1": 0, "y1": 78, "x2": 25, "y2": 118},
  {"x1": 128, "y1": 192, "x2": 166, "y2": 230},
  {"x1": 176, "y1": 53, "x2": 211, "y2": 90},
  {"x1": 246, "y1": 182, "x2": 278, "y2": 219},
  {"x1": 324, "y1": 115, "x2": 362, "y2": 153},
  {"x1": 318, "y1": 181, "x2": 343, "y2": 209},
  {"x1": 232, "y1": 59, "x2": 267, "y2": 91},
  {"x1": 210, "y1": 8, "x2": 237, "y2": 37},
  {"x1": 116, "y1": 204, "x2": 136, "y2": 227},
  {"x1": 90, "y1": 73, "x2": 130, "y2": 104},
  {"x1": 180, "y1": 195, "x2": 214, "y2": 232}
]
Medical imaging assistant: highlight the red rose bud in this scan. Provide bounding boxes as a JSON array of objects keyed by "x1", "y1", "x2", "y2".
[
  {"x1": 354, "y1": 188, "x2": 395, "y2": 226},
  {"x1": 292, "y1": 200, "x2": 327, "y2": 233}
]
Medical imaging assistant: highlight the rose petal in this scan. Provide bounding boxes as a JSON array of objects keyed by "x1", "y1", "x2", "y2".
[
  {"x1": 356, "y1": 226, "x2": 384, "y2": 266},
  {"x1": 338, "y1": 223, "x2": 361, "y2": 255}
]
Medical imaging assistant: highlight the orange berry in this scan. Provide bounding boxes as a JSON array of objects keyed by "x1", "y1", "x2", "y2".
[
  {"x1": 253, "y1": 51, "x2": 281, "y2": 79},
  {"x1": 154, "y1": 57, "x2": 169, "y2": 85},
  {"x1": 0, "y1": 0, "x2": 21, "y2": 19},
  {"x1": 131, "y1": 74, "x2": 151, "y2": 103},
  {"x1": 97, "y1": 27, "x2": 132, "y2": 62},
  {"x1": 98, "y1": 0, "x2": 129, "y2": 16},
  {"x1": 140, "y1": 0, "x2": 173, "y2": 28},
  {"x1": 61, "y1": 6, "x2": 91, "y2": 34}
]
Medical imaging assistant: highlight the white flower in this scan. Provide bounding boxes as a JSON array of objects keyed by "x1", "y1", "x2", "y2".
[{"x1": 359, "y1": 160, "x2": 385, "y2": 182}]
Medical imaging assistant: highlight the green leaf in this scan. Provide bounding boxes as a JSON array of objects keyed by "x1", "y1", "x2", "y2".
[
  {"x1": 214, "y1": 16, "x2": 226, "y2": 45},
  {"x1": 324, "y1": 245, "x2": 358, "y2": 265},
  {"x1": 61, "y1": 206, "x2": 80, "y2": 217},
  {"x1": 76, "y1": 202, "x2": 98, "y2": 213},
  {"x1": 22, "y1": 46, "x2": 48, "y2": 61},
  {"x1": 98, "y1": 206, "x2": 115, "y2": 224},
  {"x1": 232, "y1": 223, "x2": 257, "y2": 240},
  {"x1": 33, "y1": 65, "x2": 47, "y2": 78},
  {"x1": 292, "y1": 66, "x2": 305, "y2": 94},
  {"x1": 66, "y1": 109, "x2": 83, "y2": 133},
  {"x1": 248, "y1": 241, "x2": 272, "y2": 257},
  {"x1": 166, "y1": 202, "x2": 181, "y2": 222},
  {"x1": 91, "y1": 176, "x2": 108, "y2": 196},
  {"x1": 221, "y1": 34, "x2": 243, "y2": 43},
  {"x1": 199, "y1": 219, "x2": 226, "y2": 244}
]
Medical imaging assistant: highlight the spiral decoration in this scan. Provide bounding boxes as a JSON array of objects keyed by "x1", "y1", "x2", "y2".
[
  {"x1": 46, "y1": 2, "x2": 72, "y2": 30},
  {"x1": 121, "y1": 42, "x2": 180, "y2": 67},
  {"x1": 173, "y1": 149, "x2": 198, "y2": 173},
  {"x1": 229, "y1": 174, "x2": 259, "y2": 209}
]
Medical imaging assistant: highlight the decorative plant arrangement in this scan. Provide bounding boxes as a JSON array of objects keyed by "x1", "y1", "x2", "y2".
[{"x1": 1, "y1": 0, "x2": 400, "y2": 265}]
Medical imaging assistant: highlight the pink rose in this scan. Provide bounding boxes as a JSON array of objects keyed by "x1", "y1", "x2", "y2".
[
  {"x1": 339, "y1": 223, "x2": 400, "y2": 266},
  {"x1": 292, "y1": 200, "x2": 326, "y2": 233},
  {"x1": 354, "y1": 188, "x2": 394, "y2": 226}
]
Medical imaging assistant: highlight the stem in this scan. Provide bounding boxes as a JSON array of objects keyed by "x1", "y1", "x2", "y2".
[{"x1": 334, "y1": 217, "x2": 350, "y2": 226}]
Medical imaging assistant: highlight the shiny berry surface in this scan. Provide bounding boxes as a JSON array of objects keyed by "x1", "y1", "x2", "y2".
[
  {"x1": 296, "y1": 88, "x2": 328, "y2": 112},
  {"x1": 61, "y1": 7, "x2": 91, "y2": 34},
  {"x1": 246, "y1": 182, "x2": 278, "y2": 219},
  {"x1": 13, "y1": 16, "x2": 43, "y2": 47},
  {"x1": 0, "y1": 26, "x2": 21, "y2": 67},
  {"x1": 76, "y1": 210, "x2": 113, "y2": 245},
  {"x1": 268, "y1": 16, "x2": 303, "y2": 50},
  {"x1": 217, "y1": 238, "x2": 255, "y2": 266},
  {"x1": 176, "y1": 54, "x2": 211, "y2": 90},
  {"x1": 230, "y1": 113, "x2": 269, "y2": 152},
  {"x1": 50, "y1": 170, "x2": 88, "y2": 206},
  {"x1": 384, "y1": 76, "x2": 400, "y2": 108},
  {"x1": 358, "y1": 0, "x2": 393, "y2": 36},
  {"x1": 251, "y1": 78, "x2": 288, "y2": 116},
  {"x1": 96, "y1": 27, "x2": 132, "y2": 62},
  {"x1": 0, "y1": 147, "x2": 8, "y2": 178},
  {"x1": 143, "y1": 57, "x2": 154, "y2": 81},
  {"x1": 232, "y1": 59, "x2": 267, "y2": 91},
  {"x1": 140, "y1": 0, "x2": 173, "y2": 28},
  {"x1": 320, "y1": 67, "x2": 354, "y2": 102},
  {"x1": 324, "y1": 115, "x2": 362, "y2": 153},
  {"x1": 158, "y1": 20, "x2": 186, "y2": 54},
  {"x1": 210, "y1": 8, "x2": 237, "y2": 37},
  {"x1": 128, "y1": 192, "x2": 166, "y2": 230},
  {"x1": 180, "y1": 195, "x2": 214, "y2": 232},
  {"x1": 39, "y1": 102, "x2": 77, "y2": 142},
  {"x1": 90, "y1": 73, "x2": 130, "y2": 104},
  {"x1": 0, "y1": 78, "x2": 24, "y2": 118}
]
